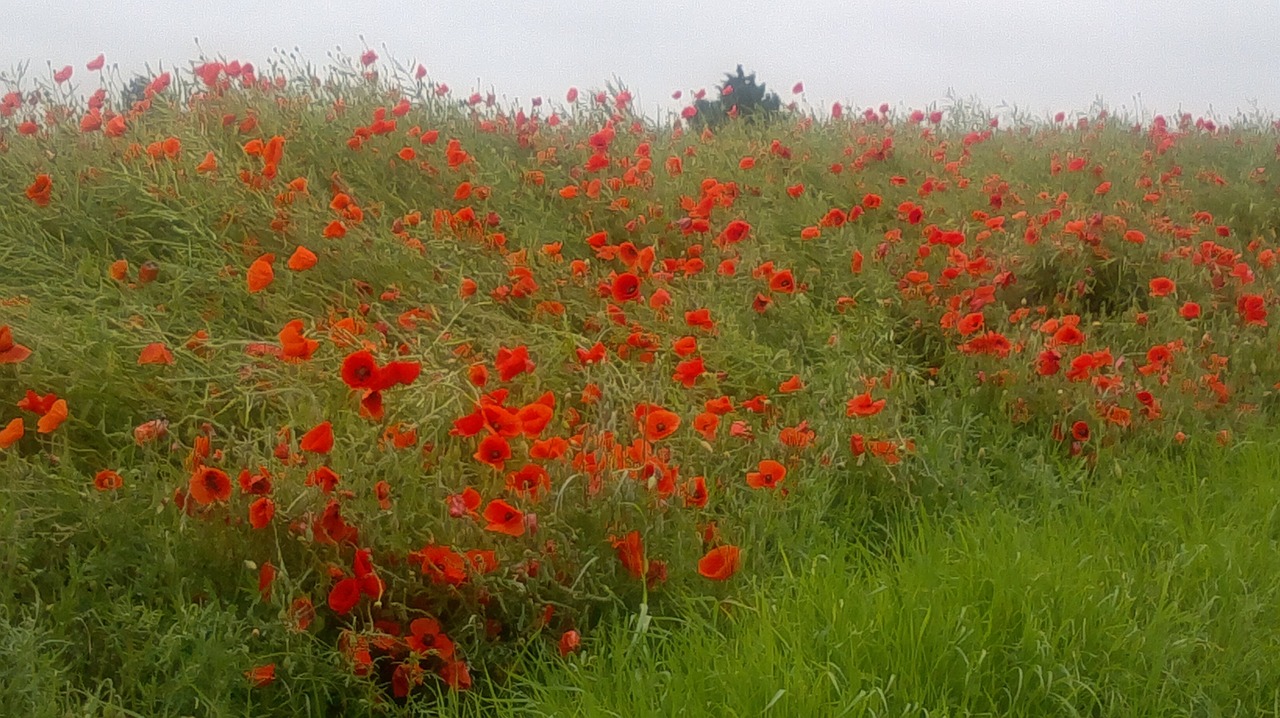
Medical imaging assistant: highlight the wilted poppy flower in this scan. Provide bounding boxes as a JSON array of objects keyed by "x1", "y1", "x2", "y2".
[
  {"x1": 133, "y1": 418, "x2": 169, "y2": 445},
  {"x1": 697, "y1": 545, "x2": 741, "y2": 581},
  {"x1": 610, "y1": 530, "x2": 646, "y2": 578},
  {"x1": 256, "y1": 560, "x2": 273, "y2": 598},
  {"x1": 440, "y1": 660, "x2": 472, "y2": 691},
  {"x1": 287, "y1": 597, "x2": 315, "y2": 632}
]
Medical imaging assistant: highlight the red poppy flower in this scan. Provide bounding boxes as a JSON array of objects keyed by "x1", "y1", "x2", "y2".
[
  {"x1": 474, "y1": 434, "x2": 511, "y2": 470},
  {"x1": 0, "y1": 326, "x2": 32, "y2": 364},
  {"x1": 956, "y1": 312, "x2": 985, "y2": 336},
  {"x1": 673, "y1": 357, "x2": 705, "y2": 388},
  {"x1": 684, "y1": 308, "x2": 715, "y2": 331},
  {"x1": 684, "y1": 476, "x2": 709, "y2": 508},
  {"x1": 1148, "y1": 277, "x2": 1175, "y2": 297},
  {"x1": 1036, "y1": 350, "x2": 1062, "y2": 376},
  {"x1": 516, "y1": 401, "x2": 554, "y2": 438},
  {"x1": 341, "y1": 350, "x2": 379, "y2": 389},
  {"x1": 769, "y1": 270, "x2": 795, "y2": 294},
  {"x1": 671, "y1": 336, "x2": 698, "y2": 358},
  {"x1": 698, "y1": 545, "x2": 741, "y2": 581},
  {"x1": 248, "y1": 497, "x2": 275, "y2": 529},
  {"x1": 482, "y1": 499, "x2": 525, "y2": 536},
  {"x1": 189, "y1": 466, "x2": 232, "y2": 505},
  {"x1": 0, "y1": 418, "x2": 25, "y2": 449},
  {"x1": 372, "y1": 360, "x2": 421, "y2": 391},
  {"x1": 25, "y1": 174, "x2": 52, "y2": 206},
  {"x1": 846, "y1": 392, "x2": 886, "y2": 417},
  {"x1": 245, "y1": 663, "x2": 276, "y2": 688},
  {"x1": 1051, "y1": 324, "x2": 1086, "y2": 347},
  {"x1": 611, "y1": 272, "x2": 642, "y2": 303},
  {"x1": 1237, "y1": 294, "x2": 1267, "y2": 326},
  {"x1": 715, "y1": 219, "x2": 752, "y2": 247},
  {"x1": 495, "y1": 345, "x2": 534, "y2": 381},
  {"x1": 407, "y1": 617, "x2": 455, "y2": 659},
  {"x1": 94, "y1": 469, "x2": 123, "y2": 491},
  {"x1": 1071, "y1": 421, "x2": 1091, "y2": 442},
  {"x1": 638, "y1": 406, "x2": 680, "y2": 441},
  {"x1": 306, "y1": 465, "x2": 341, "y2": 493},
  {"x1": 558, "y1": 630, "x2": 581, "y2": 657},
  {"x1": 278, "y1": 320, "x2": 319, "y2": 361},
  {"x1": 417, "y1": 544, "x2": 469, "y2": 585},
  {"x1": 136, "y1": 342, "x2": 175, "y2": 366},
  {"x1": 327, "y1": 577, "x2": 361, "y2": 615},
  {"x1": 36, "y1": 399, "x2": 69, "y2": 434},
  {"x1": 353, "y1": 548, "x2": 384, "y2": 600},
  {"x1": 507, "y1": 464, "x2": 551, "y2": 500},
  {"x1": 246, "y1": 253, "x2": 275, "y2": 293},
  {"x1": 610, "y1": 530, "x2": 646, "y2": 579},
  {"x1": 746, "y1": 459, "x2": 786, "y2": 490},
  {"x1": 299, "y1": 421, "x2": 334, "y2": 454}
]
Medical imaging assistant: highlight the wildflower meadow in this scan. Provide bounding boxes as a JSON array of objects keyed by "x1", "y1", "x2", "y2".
[{"x1": 3, "y1": 51, "x2": 1280, "y2": 716}]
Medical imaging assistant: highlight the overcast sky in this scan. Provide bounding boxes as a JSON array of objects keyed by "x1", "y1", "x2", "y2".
[{"x1": 5, "y1": 0, "x2": 1279, "y2": 120}]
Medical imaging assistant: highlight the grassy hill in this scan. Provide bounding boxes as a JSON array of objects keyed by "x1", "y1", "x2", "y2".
[{"x1": 2, "y1": 57, "x2": 1279, "y2": 715}]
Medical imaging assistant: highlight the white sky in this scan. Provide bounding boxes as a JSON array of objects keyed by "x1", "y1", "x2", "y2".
[{"x1": 5, "y1": 0, "x2": 1279, "y2": 121}]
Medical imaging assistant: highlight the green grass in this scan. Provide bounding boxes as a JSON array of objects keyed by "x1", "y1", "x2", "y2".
[
  {"x1": 480, "y1": 439, "x2": 1280, "y2": 717},
  {"x1": 7, "y1": 438, "x2": 1279, "y2": 716}
]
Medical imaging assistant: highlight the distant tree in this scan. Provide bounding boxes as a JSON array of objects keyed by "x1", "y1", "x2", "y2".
[
  {"x1": 689, "y1": 65, "x2": 781, "y2": 129},
  {"x1": 121, "y1": 76, "x2": 150, "y2": 108}
]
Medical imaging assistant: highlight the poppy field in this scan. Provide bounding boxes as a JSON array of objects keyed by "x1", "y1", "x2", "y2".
[{"x1": 3, "y1": 53, "x2": 1280, "y2": 716}]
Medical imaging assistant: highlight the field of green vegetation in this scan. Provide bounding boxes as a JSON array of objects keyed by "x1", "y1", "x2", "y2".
[{"x1": 2, "y1": 54, "x2": 1280, "y2": 716}]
